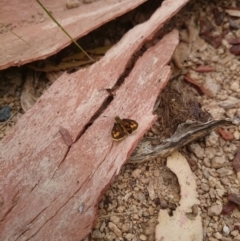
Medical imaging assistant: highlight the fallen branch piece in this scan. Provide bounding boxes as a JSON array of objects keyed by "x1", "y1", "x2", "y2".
[{"x1": 129, "y1": 119, "x2": 234, "y2": 163}]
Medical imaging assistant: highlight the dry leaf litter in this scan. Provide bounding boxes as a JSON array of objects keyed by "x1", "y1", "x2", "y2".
[{"x1": 1, "y1": 0, "x2": 240, "y2": 240}]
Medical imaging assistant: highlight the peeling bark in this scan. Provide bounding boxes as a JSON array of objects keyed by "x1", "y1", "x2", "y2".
[{"x1": 0, "y1": 0, "x2": 189, "y2": 240}]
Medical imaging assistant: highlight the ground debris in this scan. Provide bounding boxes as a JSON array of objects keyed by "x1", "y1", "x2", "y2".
[
  {"x1": 155, "y1": 151, "x2": 203, "y2": 241},
  {"x1": 129, "y1": 119, "x2": 234, "y2": 163}
]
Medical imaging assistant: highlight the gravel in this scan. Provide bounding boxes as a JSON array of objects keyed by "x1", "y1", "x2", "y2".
[
  {"x1": 0, "y1": 0, "x2": 239, "y2": 240},
  {"x1": 88, "y1": 0, "x2": 240, "y2": 240}
]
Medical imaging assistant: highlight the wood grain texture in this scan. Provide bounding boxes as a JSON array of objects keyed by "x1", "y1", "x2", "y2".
[
  {"x1": 0, "y1": 0, "x2": 147, "y2": 70},
  {"x1": 0, "y1": 0, "x2": 189, "y2": 239}
]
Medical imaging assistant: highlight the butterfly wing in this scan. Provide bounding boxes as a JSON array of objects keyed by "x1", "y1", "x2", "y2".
[
  {"x1": 122, "y1": 119, "x2": 138, "y2": 134},
  {"x1": 111, "y1": 122, "x2": 126, "y2": 141}
]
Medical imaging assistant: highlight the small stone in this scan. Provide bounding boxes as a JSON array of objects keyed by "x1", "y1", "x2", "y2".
[
  {"x1": 0, "y1": 106, "x2": 11, "y2": 122},
  {"x1": 122, "y1": 223, "x2": 130, "y2": 232},
  {"x1": 206, "y1": 131, "x2": 219, "y2": 147},
  {"x1": 125, "y1": 233, "x2": 134, "y2": 241},
  {"x1": 160, "y1": 199, "x2": 168, "y2": 209},
  {"x1": 217, "y1": 168, "x2": 233, "y2": 176},
  {"x1": 148, "y1": 206, "x2": 154, "y2": 215},
  {"x1": 133, "y1": 214, "x2": 139, "y2": 220},
  {"x1": 139, "y1": 234, "x2": 147, "y2": 240},
  {"x1": 118, "y1": 183, "x2": 127, "y2": 189},
  {"x1": 223, "y1": 225, "x2": 230, "y2": 235},
  {"x1": 117, "y1": 206, "x2": 125, "y2": 212},
  {"x1": 189, "y1": 143, "x2": 205, "y2": 159},
  {"x1": 110, "y1": 216, "x2": 120, "y2": 224},
  {"x1": 132, "y1": 169, "x2": 142, "y2": 178},
  {"x1": 204, "y1": 78, "x2": 220, "y2": 96},
  {"x1": 105, "y1": 233, "x2": 116, "y2": 241},
  {"x1": 138, "y1": 193, "x2": 146, "y2": 202},
  {"x1": 214, "y1": 232, "x2": 223, "y2": 239},
  {"x1": 235, "y1": 234, "x2": 240, "y2": 240},
  {"x1": 66, "y1": 0, "x2": 79, "y2": 9},
  {"x1": 145, "y1": 224, "x2": 155, "y2": 235},
  {"x1": 123, "y1": 193, "x2": 132, "y2": 202},
  {"x1": 219, "y1": 96, "x2": 239, "y2": 110},
  {"x1": 201, "y1": 183, "x2": 210, "y2": 192},
  {"x1": 100, "y1": 221, "x2": 106, "y2": 232},
  {"x1": 208, "y1": 204, "x2": 222, "y2": 216},
  {"x1": 205, "y1": 147, "x2": 216, "y2": 159},
  {"x1": 215, "y1": 188, "x2": 225, "y2": 197},
  {"x1": 231, "y1": 230, "x2": 239, "y2": 236},
  {"x1": 232, "y1": 208, "x2": 240, "y2": 218},
  {"x1": 234, "y1": 131, "x2": 240, "y2": 140},
  {"x1": 211, "y1": 156, "x2": 226, "y2": 168},
  {"x1": 147, "y1": 182, "x2": 155, "y2": 200},
  {"x1": 108, "y1": 222, "x2": 122, "y2": 237},
  {"x1": 202, "y1": 169, "x2": 210, "y2": 179},
  {"x1": 226, "y1": 109, "x2": 237, "y2": 119},
  {"x1": 210, "y1": 188, "x2": 216, "y2": 199},
  {"x1": 205, "y1": 102, "x2": 226, "y2": 119},
  {"x1": 143, "y1": 211, "x2": 150, "y2": 217},
  {"x1": 220, "y1": 177, "x2": 230, "y2": 186},
  {"x1": 230, "y1": 81, "x2": 240, "y2": 92},
  {"x1": 221, "y1": 238, "x2": 233, "y2": 241},
  {"x1": 203, "y1": 158, "x2": 211, "y2": 167},
  {"x1": 91, "y1": 229, "x2": 102, "y2": 239},
  {"x1": 153, "y1": 169, "x2": 160, "y2": 177}
]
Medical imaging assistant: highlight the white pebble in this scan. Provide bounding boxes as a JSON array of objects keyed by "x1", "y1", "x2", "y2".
[
  {"x1": 234, "y1": 131, "x2": 240, "y2": 140},
  {"x1": 223, "y1": 225, "x2": 230, "y2": 235}
]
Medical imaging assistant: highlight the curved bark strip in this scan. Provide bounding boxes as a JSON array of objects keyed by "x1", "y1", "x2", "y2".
[
  {"x1": 0, "y1": 0, "x2": 189, "y2": 240},
  {"x1": 156, "y1": 151, "x2": 203, "y2": 241},
  {"x1": 0, "y1": 0, "x2": 147, "y2": 70}
]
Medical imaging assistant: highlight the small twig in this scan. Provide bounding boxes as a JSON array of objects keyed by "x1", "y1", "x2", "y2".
[{"x1": 35, "y1": 0, "x2": 94, "y2": 63}]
